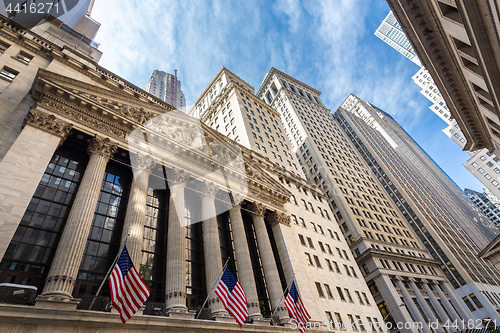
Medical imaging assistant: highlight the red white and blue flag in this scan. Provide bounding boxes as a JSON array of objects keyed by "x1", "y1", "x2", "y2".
[
  {"x1": 109, "y1": 245, "x2": 150, "y2": 323},
  {"x1": 284, "y1": 281, "x2": 311, "y2": 333},
  {"x1": 214, "y1": 266, "x2": 248, "y2": 326}
]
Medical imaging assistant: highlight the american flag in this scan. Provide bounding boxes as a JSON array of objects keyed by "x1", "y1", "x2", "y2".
[
  {"x1": 214, "y1": 266, "x2": 248, "y2": 326},
  {"x1": 109, "y1": 245, "x2": 150, "y2": 323},
  {"x1": 284, "y1": 281, "x2": 311, "y2": 333}
]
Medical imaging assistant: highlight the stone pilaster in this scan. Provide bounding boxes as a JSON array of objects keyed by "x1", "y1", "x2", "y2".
[
  {"x1": 198, "y1": 181, "x2": 227, "y2": 316},
  {"x1": 120, "y1": 153, "x2": 155, "y2": 267},
  {"x1": 395, "y1": 277, "x2": 431, "y2": 333},
  {"x1": 433, "y1": 281, "x2": 462, "y2": 324},
  {"x1": 421, "y1": 280, "x2": 455, "y2": 332},
  {"x1": 0, "y1": 111, "x2": 71, "y2": 262},
  {"x1": 247, "y1": 202, "x2": 288, "y2": 323},
  {"x1": 440, "y1": 282, "x2": 473, "y2": 321},
  {"x1": 40, "y1": 136, "x2": 117, "y2": 300},
  {"x1": 374, "y1": 275, "x2": 413, "y2": 333},
  {"x1": 228, "y1": 194, "x2": 261, "y2": 320},
  {"x1": 165, "y1": 168, "x2": 190, "y2": 314},
  {"x1": 408, "y1": 279, "x2": 444, "y2": 333}
]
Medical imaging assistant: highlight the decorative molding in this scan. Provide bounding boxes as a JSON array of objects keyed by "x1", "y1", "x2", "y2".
[
  {"x1": 197, "y1": 181, "x2": 220, "y2": 198},
  {"x1": 167, "y1": 168, "x2": 191, "y2": 186},
  {"x1": 42, "y1": 97, "x2": 127, "y2": 139},
  {"x1": 268, "y1": 211, "x2": 291, "y2": 227},
  {"x1": 23, "y1": 108, "x2": 72, "y2": 139},
  {"x1": 247, "y1": 202, "x2": 266, "y2": 217},
  {"x1": 87, "y1": 136, "x2": 118, "y2": 159}
]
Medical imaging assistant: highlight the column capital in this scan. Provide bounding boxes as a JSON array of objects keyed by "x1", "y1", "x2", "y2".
[
  {"x1": 87, "y1": 136, "x2": 118, "y2": 159},
  {"x1": 230, "y1": 192, "x2": 246, "y2": 206},
  {"x1": 421, "y1": 279, "x2": 429, "y2": 284},
  {"x1": 197, "y1": 180, "x2": 220, "y2": 198},
  {"x1": 247, "y1": 202, "x2": 266, "y2": 216},
  {"x1": 24, "y1": 108, "x2": 72, "y2": 140},
  {"x1": 167, "y1": 168, "x2": 191, "y2": 186},
  {"x1": 394, "y1": 276, "x2": 404, "y2": 281},
  {"x1": 407, "y1": 277, "x2": 417, "y2": 283},
  {"x1": 131, "y1": 152, "x2": 156, "y2": 175},
  {"x1": 268, "y1": 211, "x2": 291, "y2": 227}
]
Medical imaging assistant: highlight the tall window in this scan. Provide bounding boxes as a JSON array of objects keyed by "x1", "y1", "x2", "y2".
[
  {"x1": 0, "y1": 145, "x2": 86, "y2": 290},
  {"x1": 139, "y1": 188, "x2": 167, "y2": 302}
]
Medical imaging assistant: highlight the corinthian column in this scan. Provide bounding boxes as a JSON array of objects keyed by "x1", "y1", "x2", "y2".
[
  {"x1": 247, "y1": 202, "x2": 289, "y2": 323},
  {"x1": 198, "y1": 181, "x2": 227, "y2": 316},
  {"x1": 40, "y1": 136, "x2": 117, "y2": 299},
  {"x1": 228, "y1": 194, "x2": 261, "y2": 319},
  {"x1": 165, "y1": 168, "x2": 190, "y2": 314},
  {"x1": 120, "y1": 153, "x2": 155, "y2": 267}
]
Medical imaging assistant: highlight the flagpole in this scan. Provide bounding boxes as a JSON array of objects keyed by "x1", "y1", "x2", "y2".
[
  {"x1": 196, "y1": 257, "x2": 230, "y2": 319},
  {"x1": 89, "y1": 233, "x2": 130, "y2": 309},
  {"x1": 271, "y1": 273, "x2": 295, "y2": 324}
]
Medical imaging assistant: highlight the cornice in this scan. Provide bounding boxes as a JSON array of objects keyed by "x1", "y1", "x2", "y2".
[
  {"x1": 386, "y1": 0, "x2": 492, "y2": 151},
  {"x1": 256, "y1": 67, "x2": 321, "y2": 98}
]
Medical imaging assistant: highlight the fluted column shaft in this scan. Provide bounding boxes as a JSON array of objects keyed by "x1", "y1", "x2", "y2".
[
  {"x1": 434, "y1": 283, "x2": 462, "y2": 323},
  {"x1": 395, "y1": 279, "x2": 431, "y2": 333},
  {"x1": 249, "y1": 203, "x2": 288, "y2": 322},
  {"x1": 421, "y1": 282, "x2": 455, "y2": 332},
  {"x1": 199, "y1": 182, "x2": 226, "y2": 315},
  {"x1": 229, "y1": 205, "x2": 261, "y2": 319},
  {"x1": 120, "y1": 154, "x2": 154, "y2": 267},
  {"x1": 440, "y1": 282, "x2": 473, "y2": 321},
  {"x1": 409, "y1": 280, "x2": 444, "y2": 333},
  {"x1": 165, "y1": 169, "x2": 190, "y2": 311},
  {"x1": 42, "y1": 137, "x2": 117, "y2": 298}
]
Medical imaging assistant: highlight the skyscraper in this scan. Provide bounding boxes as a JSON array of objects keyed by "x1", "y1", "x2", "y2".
[
  {"x1": 386, "y1": 0, "x2": 500, "y2": 154},
  {"x1": 256, "y1": 68, "x2": 474, "y2": 331},
  {"x1": 336, "y1": 94, "x2": 500, "y2": 321},
  {"x1": 188, "y1": 66, "x2": 385, "y2": 328},
  {"x1": 145, "y1": 70, "x2": 186, "y2": 111},
  {"x1": 466, "y1": 188, "x2": 500, "y2": 227},
  {"x1": 375, "y1": 12, "x2": 422, "y2": 66}
]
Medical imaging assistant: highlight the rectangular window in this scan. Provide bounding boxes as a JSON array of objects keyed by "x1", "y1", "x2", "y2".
[
  {"x1": 337, "y1": 287, "x2": 346, "y2": 301},
  {"x1": 362, "y1": 292, "x2": 371, "y2": 305},
  {"x1": 462, "y1": 296, "x2": 476, "y2": 311},
  {"x1": 335, "y1": 313, "x2": 344, "y2": 329},
  {"x1": 305, "y1": 253, "x2": 313, "y2": 266},
  {"x1": 469, "y1": 293, "x2": 483, "y2": 309},
  {"x1": 291, "y1": 214, "x2": 298, "y2": 224},
  {"x1": 311, "y1": 222, "x2": 317, "y2": 232},
  {"x1": 356, "y1": 315, "x2": 365, "y2": 331},
  {"x1": 0, "y1": 67, "x2": 18, "y2": 82},
  {"x1": 314, "y1": 255, "x2": 322, "y2": 268},
  {"x1": 298, "y1": 234, "x2": 306, "y2": 246},
  {"x1": 315, "y1": 282, "x2": 325, "y2": 297},
  {"x1": 0, "y1": 40, "x2": 10, "y2": 52},
  {"x1": 348, "y1": 314, "x2": 357, "y2": 330},
  {"x1": 356, "y1": 291, "x2": 364, "y2": 304},
  {"x1": 345, "y1": 289, "x2": 353, "y2": 302},
  {"x1": 307, "y1": 237, "x2": 314, "y2": 248}
]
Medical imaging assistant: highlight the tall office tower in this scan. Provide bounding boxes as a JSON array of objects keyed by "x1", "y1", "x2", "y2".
[
  {"x1": 145, "y1": 70, "x2": 186, "y2": 111},
  {"x1": 336, "y1": 94, "x2": 500, "y2": 321},
  {"x1": 466, "y1": 189, "x2": 500, "y2": 227},
  {"x1": 386, "y1": 0, "x2": 500, "y2": 155},
  {"x1": 375, "y1": 12, "x2": 422, "y2": 66},
  {"x1": 256, "y1": 68, "x2": 473, "y2": 332},
  {"x1": 189, "y1": 67, "x2": 386, "y2": 329}
]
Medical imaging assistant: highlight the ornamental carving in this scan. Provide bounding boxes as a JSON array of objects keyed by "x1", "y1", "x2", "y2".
[
  {"x1": 247, "y1": 202, "x2": 266, "y2": 217},
  {"x1": 210, "y1": 142, "x2": 245, "y2": 171},
  {"x1": 197, "y1": 181, "x2": 220, "y2": 198},
  {"x1": 130, "y1": 152, "x2": 156, "y2": 174},
  {"x1": 231, "y1": 192, "x2": 246, "y2": 206},
  {"x1": 269, "y1": 211, "x2": 291, "y2": 227},
  {"x1": 23, "y1": 108, "x2": 72, "y2": 139},
  {"x1": 87, "y1": 136, "x2": 118, "y2": 159},
  {"x1": 42, "y1": 98, "x2": 126, "y2": 139},
  {"x1": 167, "y1": 168, "x2": 191, "y2": 185}
]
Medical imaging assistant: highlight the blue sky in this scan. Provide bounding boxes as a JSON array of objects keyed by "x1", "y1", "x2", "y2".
[{"x1": 91, "y1": 0, "x2": 484, "y2": 192}]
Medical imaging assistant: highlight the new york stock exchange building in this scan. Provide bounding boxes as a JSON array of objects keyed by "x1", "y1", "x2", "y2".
[{"x1": 0, "y1": 13, "x2": 386, "y2": 332}]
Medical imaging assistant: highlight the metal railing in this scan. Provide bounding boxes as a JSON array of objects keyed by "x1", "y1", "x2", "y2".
[
  {"x1": 76, "y1": 295, "x2": 111, "y2": 312},
  {"x1": 0, "y1": 283, "x2": 37, "y2": 306}
]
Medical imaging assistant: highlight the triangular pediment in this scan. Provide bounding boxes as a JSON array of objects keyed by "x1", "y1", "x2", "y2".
[{"x1": 30, "y1": 69, "x2": 291, "y2": 210}]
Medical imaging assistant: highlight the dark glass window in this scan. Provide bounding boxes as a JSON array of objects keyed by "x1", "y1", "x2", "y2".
[
  {"x1": 139, "y1": 188, "x2": 167, "y2": 302},
  {"x1": 0, "y1": 145, "x2": 86, "y2": 291}
]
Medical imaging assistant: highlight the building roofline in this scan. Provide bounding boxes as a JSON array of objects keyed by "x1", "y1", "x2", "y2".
[{"x1": 256, "y1": 67, "x2": 321, "y2": 98}]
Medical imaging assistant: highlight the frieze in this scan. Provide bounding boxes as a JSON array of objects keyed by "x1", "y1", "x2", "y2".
[
  {"x1": 23, "y1": 108, "x2": 72, "y2": 140},
  {"x1": 42, "y1": 97, "x2": 127, "y2": 139}
]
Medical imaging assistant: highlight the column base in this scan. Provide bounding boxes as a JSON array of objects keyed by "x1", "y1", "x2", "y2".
[
  {"x1": 251, "y1": 316, "x2": 271, "y2": 326},
  {"x1": 166, "y1": 308, "x2": 196, "y2": 319},
  {"x1": 213, "y1": 313, "x2": 236, "y2": 323},
  {"x1": 35, "y1": 295, "x2": 80, "y2": 310}
]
